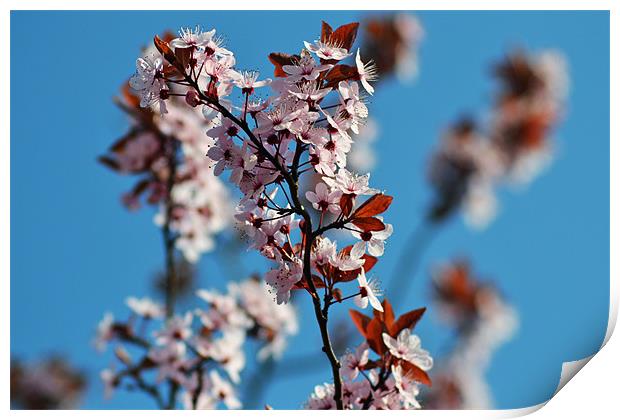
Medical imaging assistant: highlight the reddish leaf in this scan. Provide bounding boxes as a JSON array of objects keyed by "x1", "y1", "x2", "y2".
[
  {"x1": 324, "y1": 64, "x2": 358, "y2": 88},
  {"x1": 339, "y1": 193, "x2": 355, "y2": 217},
  {"x1": 153, "y1": 35, "x2": 176, "y2": 64},
  {"x1": 382, "y1": 299, "x2": 395, "y2": 328},
  {"x1": 362, "y1": 254, "x2": 378, "y2": 273},
  {"x1": 353, "y1": 194, "x2": 393, "y2": 218},
  {"x1": 320, "y1": 21, "x2": 333, "y2": 43},
  {"x1": 352, "y1": 217, "x2": 385, "y2": 232},
  {"x1": 366, "y1": 317, "x2": 386, "y2": 354},
  {"x1": 389, "y1": 307, "x2": 426, "y2": 337},
  {"x1": 122, "y1": 83, "x2": 141, "y2": 108},
  {"x1": 268, "y1": 52, "x2": 300, "y2": 77},
  {"x1": 174, "y1": 47, "x2": 193, "y2": 70},
  {"x1": 330, "y1": 22, "x2": 359, "y2": 52},
  {"x1": 400, "y1": 359, "x2": 432, "y2": 387},
  {"x1": 349, "y1": 309, "x2": 371, "y2": 338}
]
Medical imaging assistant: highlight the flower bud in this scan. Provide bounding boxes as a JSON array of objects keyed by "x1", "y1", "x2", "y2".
[{"x1": 185, "y1": 89, "x2": 201, "y2": 107}]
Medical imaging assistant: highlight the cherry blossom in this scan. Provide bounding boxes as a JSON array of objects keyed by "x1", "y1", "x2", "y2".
[
  {"x1": 382, "y1": 329, "x2": 433, "y2": 371},
  {"x1": 340, "y1": 343, "x2": 369, "y2": 380},
  {"x1": 305, "y1": 182, "x2": 342, "y2": 214},
  {"x1": 304, "y1": 40, "x2": 351, "y2": 61},
  {"x1": 355, "y1": 49, "x2": 378, "y2": 95},
  {"x1": 354, "y1": 269, "x2": 383, "y2": 312},
  {"x1": 170, "y1": 26, "x2": 215, "y2": 49},
  {"x1": 108, "y1": 19, "x2": 435, "y2": 411},
  {"x1": 350, "y1": 217, "x2": 393, "y2": 257},
  {"x1": 125, "y1": 297, "x2": 164, "y2": 319}
]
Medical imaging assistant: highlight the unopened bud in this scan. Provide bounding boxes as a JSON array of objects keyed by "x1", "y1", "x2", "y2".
[
  {"x1": 114, "y1": 346, "x2": 132, "y2": 365},
  {"x1": 185, "y1": 90, "x2": 201, "y2": 107}
]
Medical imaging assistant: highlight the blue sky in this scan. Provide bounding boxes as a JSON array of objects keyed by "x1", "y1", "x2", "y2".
[{"x1": 11, "y1": 10, "x2": 609, "y2": 409}]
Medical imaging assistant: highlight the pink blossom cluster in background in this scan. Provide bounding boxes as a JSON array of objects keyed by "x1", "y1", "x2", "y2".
[
  {"x1": 428, "y1": 50, "x2": 569, "y2": 228},
  {"x1": 95, "y1": 277, "x2": 297, "y2": 409}
]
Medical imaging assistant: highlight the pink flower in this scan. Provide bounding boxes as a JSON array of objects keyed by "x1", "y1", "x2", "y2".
[
  {"x1": 340, "y1": 343, "x2": 369, "y2": 380},
  {"x1": 155, "y1": 313, "x2": 193, "y2": 345},
  {"x1": 289, "y1": 81, "x2": 332, "y2": 102},
  {"x1": 354, "y1": 269, "x2": 383, "y2": 312},
  {"x1": 129, "y1": 55, "x2": 168, "y2": 115},
  {"x1": 265, "y1": 257, "x2": 303, "y2": 304},
  {"x1": 207, "y1": 136, "x2": 238, "y2": 176},
  {"x1": 125, "y1": 297, "x2": 164, "y2": 319},
  {"x1": 283, "y1": 55, "x2": 333, "y2": 82},
  {"x1": 382, "y1": 329, "x2": 433, "y2": 371},
  {"x1": 208, "y1": 370, "x2": 241, "y2": 409},
  {"x1": 323, "y1": 168, "x2": 377, "y2": 197},
  {"x1": 338, "y1": 81, "x2": 368, "y2": 134},
  {"x1": 229, "y1": 144, "x2": 257, "y2": 186},
  {"x1": 170, "y1": 26, "x2": 215, "y2": 49},
  {"x1": 355, "y1": 49, "x2": 378, "y2": 95},
  {"x1": 304, "y1": 40, "x2": 351, "y2": 61},
  {"x1": 305, "y1": 182, "x2": 342, "y2": 214},
  {"x1": 233, "y1": 70, "x2": 272, "y2": 94},
  {"x1": 350, "y1": 218, "x2": 393, "y2": 257},
  {"x1": 391, "y1": 365, "x2": 422, "y2": 409},
  {"x1": 290, "y1": 121, "x2": 328, "y2": 147},
  {"x1": 332, "y1": 241, "x2": 365, "y2": 271},
  {"x1": 312, "y1": 237, "x2": 338, "y2": 268},
  {"x1": 94, "y1": 313, "x2": 115, "y2": 352}
]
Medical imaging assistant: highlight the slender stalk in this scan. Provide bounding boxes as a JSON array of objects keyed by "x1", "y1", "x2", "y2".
[{"x1": 388, "y1": 217, "x2": 438, "y2": 308}]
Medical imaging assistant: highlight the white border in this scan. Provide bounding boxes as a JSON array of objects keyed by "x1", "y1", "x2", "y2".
[{"x1": 2, "y1": 1, "x2": 616, "y2": 418}]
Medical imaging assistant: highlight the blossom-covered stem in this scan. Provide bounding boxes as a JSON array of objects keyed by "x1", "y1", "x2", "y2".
[
  {"x1": 304, "y1": 227, "x2": 344, "y2": 410},
  {"x1": 162, "y1": 137, "x2": 179, "y2": 319},
  {"x1": 185, "y1": 75, "x2": 346, "y2": 409}
]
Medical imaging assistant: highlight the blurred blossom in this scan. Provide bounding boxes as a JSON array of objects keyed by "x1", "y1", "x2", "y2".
[
  {"x1": 100, "y1": 37, "x2": 234, "y2": 264},
  {"x1": 424, "y1": 260, "x2": 518, "y2": 409},
  {"x1": 490, "y1": 50, "x2": 569, "y2": 186},
  {"x1": 427, "y1": 49, "x2": 569, "y2": 229},
  {"x1": 11, "y1": 356, "x2": 86, "y2": 409},
  {"x1": 428, "y1": 118, "x2": 503, "y2": 228},
  {"x1": 94, "y1": 277, "x2": 298, "y2": 408},
  {"x1": 361, "y1": 13, "x2": 424, "y2": 82}
]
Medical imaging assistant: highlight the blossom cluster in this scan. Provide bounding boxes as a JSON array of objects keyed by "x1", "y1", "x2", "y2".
[
  {"x1": 95, "y1": 277, "x2": 298, "y2": 409},
  {"x1": 423, "y1": 261, "x2": 518, "y2": 409},
  {"x1": 428, "y1": 50, "x2": 569, "y2": 228},
  {"x1": 121, "y1": 20, "x2": 436, "y2": 410},
  {"x1": 306, "y1": 300, "x2": 433, "y2": 409},
  {"x1": 99, "y1": 35, "x2": 233, "y2": 263},
  {"x1": 125, "y1": 22, "x2": 393, "y2": 307},
  {"x1": 10, "y1": 356, "x2": 86, "y2": 409}
]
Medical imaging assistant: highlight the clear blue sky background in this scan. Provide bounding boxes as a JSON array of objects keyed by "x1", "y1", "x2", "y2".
[{"x1": 11, "y1": 10, "x2": 609, "y2": 410}]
